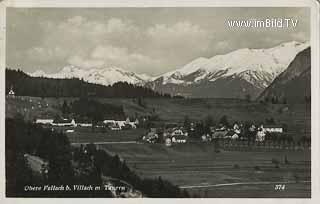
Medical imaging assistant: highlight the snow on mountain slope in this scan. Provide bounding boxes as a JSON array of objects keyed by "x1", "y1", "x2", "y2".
[
  {"x1": 158, "y1": 41, "x2": 309, "y2": 88},
  {"x1": 28, "y1": 65, "x2": 151, "y2": 86}
]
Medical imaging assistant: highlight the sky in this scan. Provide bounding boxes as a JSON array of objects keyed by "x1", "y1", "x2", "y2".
[{"x1": 6, "y1": 7, "x2": 310, "y2": 76}]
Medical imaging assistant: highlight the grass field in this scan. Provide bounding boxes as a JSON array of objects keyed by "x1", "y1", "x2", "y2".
[
  {"x1": 66, "y1": 128, "x2": 146, "y2": 143},
  {"x1": 96, "y1": 143, "x2": 311, "y2": 198},
  {"x1": 6, "y1": 96, "x2": 311, "y2": 140}
]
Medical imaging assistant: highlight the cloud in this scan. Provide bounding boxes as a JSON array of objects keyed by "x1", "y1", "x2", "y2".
[
  {"x1": 11, "y1": 8, "x2": 309, "y2": 76},
  {"x1": 66, "y1": 45, "x2": 162, "y2": 74},
  {"x1": 147, "y1": 21, "x2": 211, "y2": 54},
  {"x1": 25, "y1": 16, "x2": 212, "y2": 75},
  {"x1": 290, "y1": 31, "x2": 308, "y2": 42},
  {"x1": 67, "y1": 55, "x2": 105, "y2": 69},
  {"x1": 26, "y1": 46, "x2": 68, "y2": 62}
]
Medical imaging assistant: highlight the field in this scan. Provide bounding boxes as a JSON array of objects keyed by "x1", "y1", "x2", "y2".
[
  {"x1": 96, "y1": 143, "x2": 311, "y2": 198},
  {"x1": 65, "y1": 128, "x2": 145, "y2": 143}
]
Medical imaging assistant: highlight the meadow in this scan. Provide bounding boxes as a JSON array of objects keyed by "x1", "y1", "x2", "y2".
[{"x1": 97, "y1": 143, "x2": 311, "y2": 198}]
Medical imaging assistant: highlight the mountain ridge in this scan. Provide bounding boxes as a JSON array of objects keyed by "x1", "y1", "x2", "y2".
[{"x1": 28, "y1": 41, "x2": 309, "y2": 98}]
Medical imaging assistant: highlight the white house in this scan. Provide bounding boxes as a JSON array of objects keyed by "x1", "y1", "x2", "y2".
[
  {"x1": 256, "y1": 126, "x2": 266, "y2": 142},
  {"x1": 171, "y1": 129, "x2": 188, "y2": 137},
  {"x1": 263, "y1": 125, "x2": 283, "y2": 133},
  {"x1": 52, "y1": 118, "x2": 76, "y2": 127},
  {"x1": 172, "y1": 135, "x2": 187, "y2": 143},
  {"x1": 35, "y1": 119, "x2": 54, "y2": 125},
  {"x1": 165, "y1": 138, "x2": 172, "y2": 147},
  {"x1": 103, "y1": 119, "x2": 116, "y2": 125},
  {"x1": 77, "y1": 122, "x2": 92, "y2": 127},
  {"x1": 110, "y1": 123, "x2": 121, "y2": 130},
  {"x1": 233, "y1": 123, "x2": 241, "y2": 134},
  {"x1": 7, "y1": 87, "x2": 15, "y2": 98}
]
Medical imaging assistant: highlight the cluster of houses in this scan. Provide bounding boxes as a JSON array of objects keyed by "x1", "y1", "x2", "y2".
[
  {"x1": 142, "y1": 122, "x2": 284, "y2": 147},
  {"x1": 35, "y1": 117, "x2": 139, "y2": 131},
  {"x1": 142, "y1": 127, "x2": 188, "y2": 147},
  {"x1": 211, "y1": 123, "x2": 283, "y2": 142}
]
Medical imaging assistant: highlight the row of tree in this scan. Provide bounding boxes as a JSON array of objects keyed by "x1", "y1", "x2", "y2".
[{"x1": 62, "y1": 98, "x2": 126, "y2": 121}]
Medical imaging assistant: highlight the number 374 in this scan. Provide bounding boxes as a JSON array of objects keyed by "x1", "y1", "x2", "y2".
[{"x1": 274, "y1": 184, "x2": 286, "y2": 191}]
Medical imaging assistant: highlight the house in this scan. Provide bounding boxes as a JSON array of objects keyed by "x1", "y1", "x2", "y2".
[
  {"x1": 263, "y1": 125, "x2": 283, "y2": 133},
  {"x1": 256, "y1": 127, "x2": 266, "y2": 142},
  {"x1": 171, "y1": 135, "x2": 187, "y2": 143},
  {"x1": 171, "y1": 128, "x2": 188, "y2": 137},
  {"x1": 35, "y1": 119, "x2": 54, "y2": 125},
  {"x1": 115, "y1": 121, "x2": 126, "y2": 129},
  {"x1": 165, "y1": 138, "x2": 172, "y2": 147},
  {"x1": 124, "y1": 118, "x2": 137, "y2": 129},
  {"x1": 201, "y1": 134, "x2": 212, "y2": 142},
  {"x1": 103, "y1": 120, "x2": 116, "y2": 125},
  {"x1": 211, "y1": 130, "x2": 228, "y2": 139},
  {"x1": 209, "y1": 126, "x2": 216, "y2": 133},
  {"x1": 249, "y1": 124, "x2": 256, "y2": 132},
  {"x1": 142, "y1": 130, "x2": 159, "y2": 143},
  {"x1": 225, "y1": 131, "x2": 239, "y2": 140},
  {"x1": 8, "y1": 87, "x2": 15, "y2": 97},
  {"x1": 52, "y1": 118, "x2": 76, "y2": 127},
  {"x1": 233, "y1": 123, "x2": 241, "y2": 134},
  {"x1": 110, "y1": 123, "x2": 121, "y2": 131},
  {"x1": 134, "y1": 118, "x2": 140, "y2": 126},
  {"x1": 216, "y1": 125, "x2": 227, "y2": 131},
  {"x1": 76, "y1": 118, "x2": 93, "y2": 127}
]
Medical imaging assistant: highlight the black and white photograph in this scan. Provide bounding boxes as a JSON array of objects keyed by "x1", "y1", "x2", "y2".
[{"x1": 1, "y1": 0, "x2": 319, "y2": 200}]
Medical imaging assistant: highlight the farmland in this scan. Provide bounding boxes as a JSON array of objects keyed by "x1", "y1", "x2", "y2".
[{"x1": 96, "y1": 143, "x2": 311, "y2": 198}]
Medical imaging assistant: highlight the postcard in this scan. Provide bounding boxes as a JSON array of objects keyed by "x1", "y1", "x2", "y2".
[{"x1": 1, "y1": 0, "x2": 319, "y2": 203}]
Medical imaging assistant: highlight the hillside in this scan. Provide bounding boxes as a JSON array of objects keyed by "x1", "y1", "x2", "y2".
[
  {"x1": 6, "y1": 69, "x2": 169, "y2": 98},
  {"x1": 258, "y1": 47, "x2": 311, "y2": 103}
]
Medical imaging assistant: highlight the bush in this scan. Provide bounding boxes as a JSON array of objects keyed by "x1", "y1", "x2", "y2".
[
  {"x1": 272, "y1": 158, "x2": 280, "y2": 168},
  {"x1": 233, "y1": 164, "x2": 240, "y2": 169},
  {"x1": 254, "y1": 166, "x2": 261, "y2": 171}
]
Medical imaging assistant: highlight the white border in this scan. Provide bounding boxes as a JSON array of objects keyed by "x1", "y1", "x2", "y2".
[{"x1": 0, "y1": 0, "x2": 319, "y2": 204}]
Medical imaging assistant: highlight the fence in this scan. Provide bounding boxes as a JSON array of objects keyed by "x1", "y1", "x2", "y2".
[{"x1": 213, "y1": 139, "x2": 311, "y2": 152}]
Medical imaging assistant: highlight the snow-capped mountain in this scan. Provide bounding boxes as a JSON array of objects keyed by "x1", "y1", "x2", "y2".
[
  {"x1": 147, "y1": 41, "x2": 309, "y2": 98},
  {"x1": 28, "y1": 65, "x2": 152, "y2": 86}
]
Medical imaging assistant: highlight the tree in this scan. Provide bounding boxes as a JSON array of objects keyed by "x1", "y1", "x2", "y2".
[
  {"x1": 204, "y1": 115, "x2": 214, "y2": 134},
  {"x1": 62, "y1": 100, "x2": 70, "y2": 115},
  {"x1": 219, "y1": 115, "x2": 229, "y2": 127},
  {"x1": 183, "y1": 116, "x2": 191, "y2": 133},
  {"x1": 245, "y1": 94, "x2": 251, "y2": 102}
]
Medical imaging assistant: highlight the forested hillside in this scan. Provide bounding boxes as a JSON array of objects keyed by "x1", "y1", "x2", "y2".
[{"x1": 6, "y1": 69, "x2": 170, "y2": 98}]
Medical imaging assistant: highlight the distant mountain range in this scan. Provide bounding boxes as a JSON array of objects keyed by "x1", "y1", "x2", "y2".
[
  {"x1": 27, "y1": 41, "x2": 310, "y2": 99},
  {"x1": 29, "y1": 65, "x2": 152, "y2": 86},
  {"x1": 146, "y1": 41, "x2": 309, "y2": 98},
  {"x1": 258, "y1": 47, "x2": 311, "y2": 103}
]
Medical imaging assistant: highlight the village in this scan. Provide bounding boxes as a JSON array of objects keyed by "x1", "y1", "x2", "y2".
[
  {"x1": 7, "y1": 88, "x2": 291, "y2": 148},
  {"x1": 34, "y1": 114, "x2": 285, "y2": 147}
]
